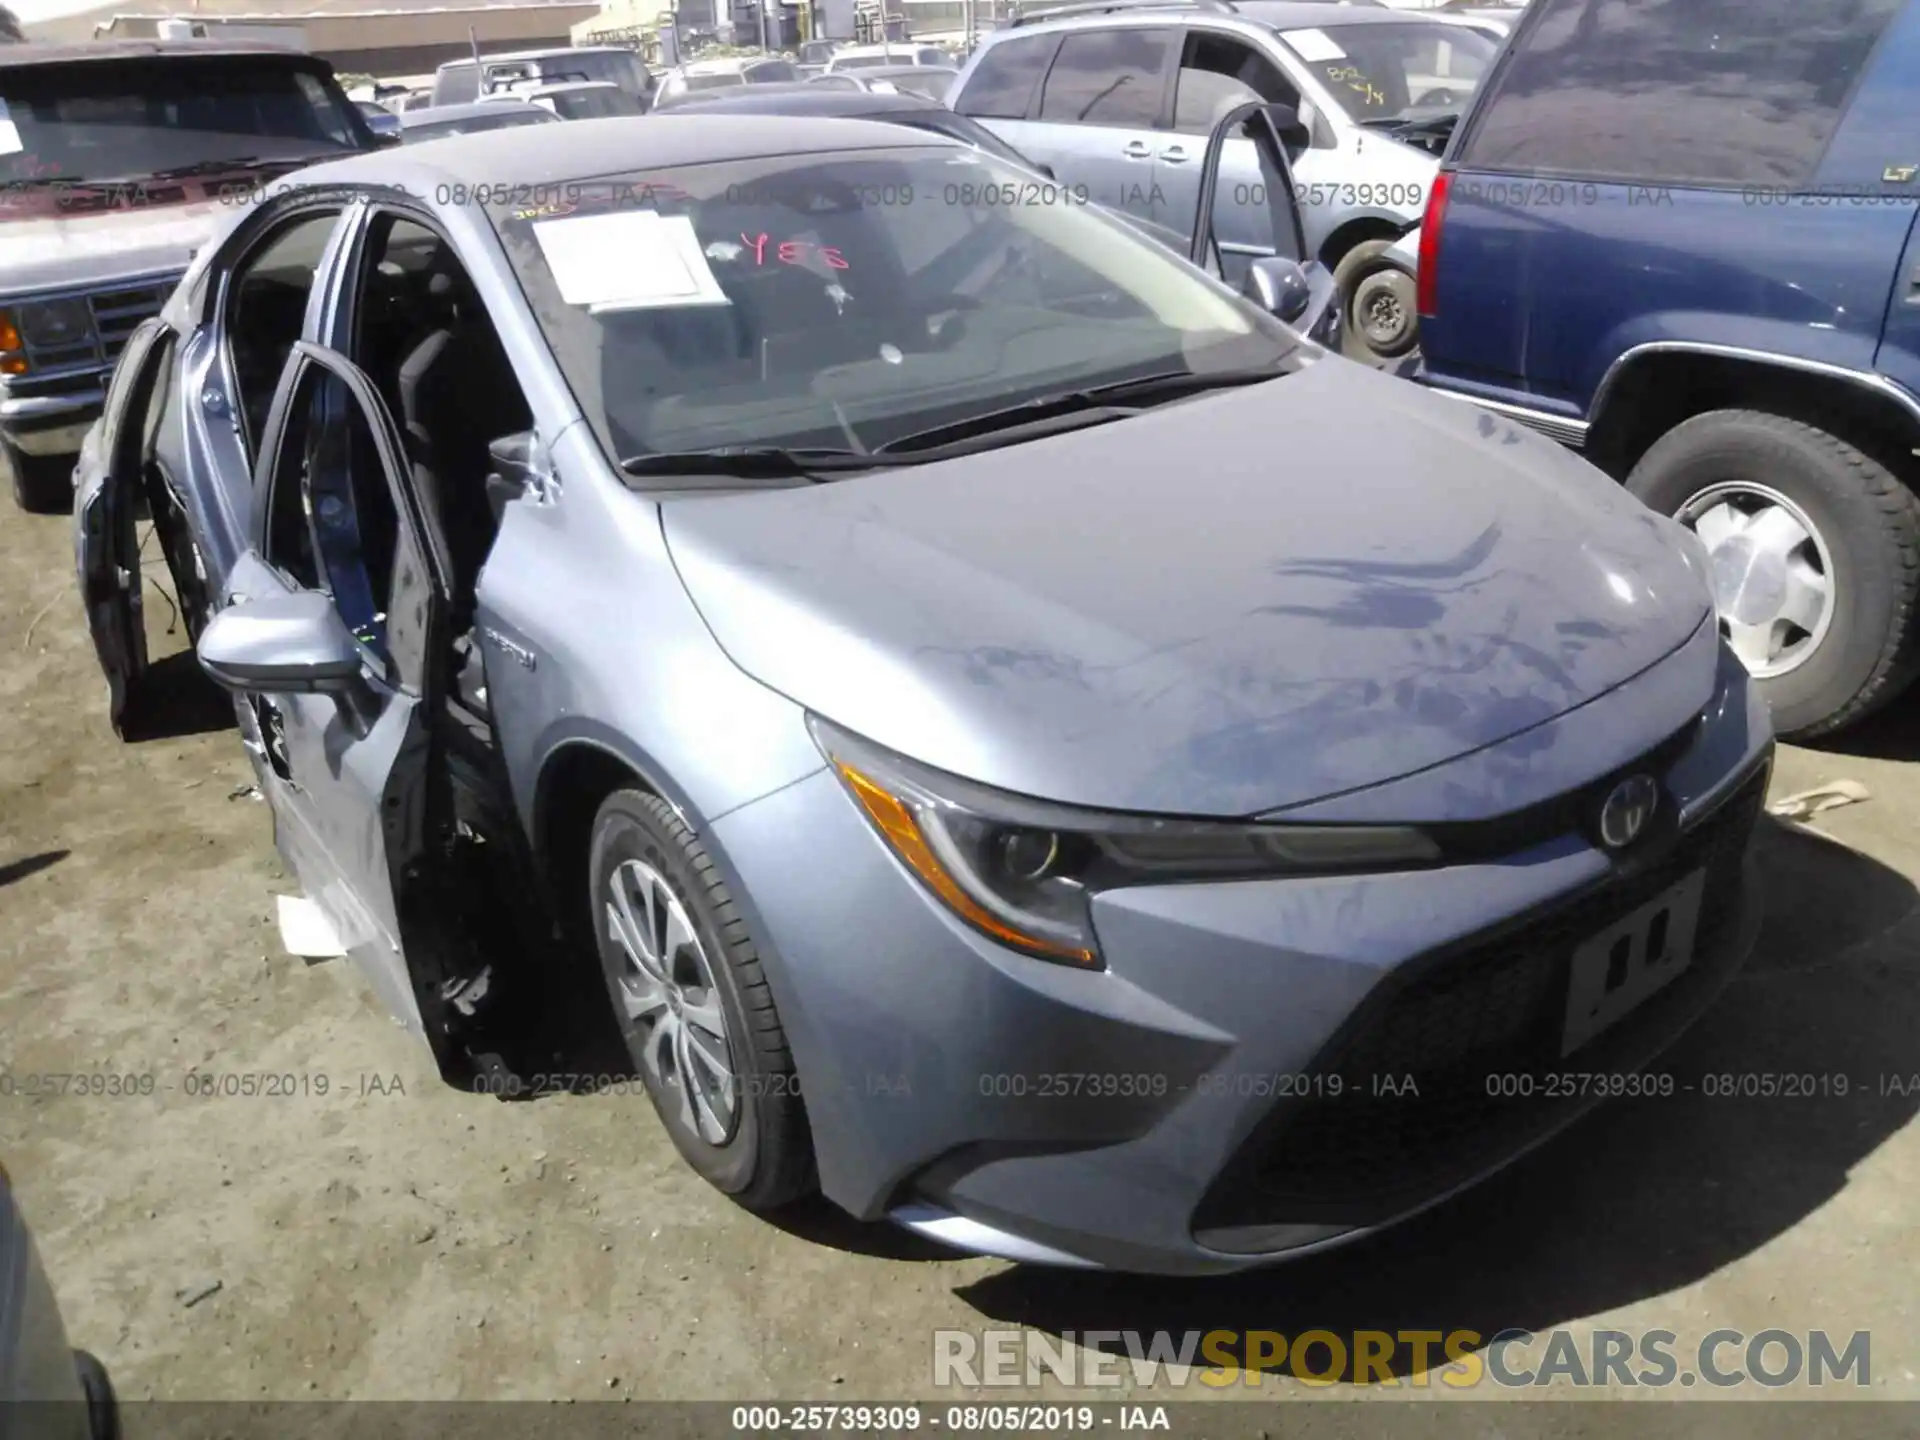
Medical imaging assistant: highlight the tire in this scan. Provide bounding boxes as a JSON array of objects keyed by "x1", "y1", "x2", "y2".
[
  {"x1": 1332, "y1": 238, "x2": 1418, "y2": 363},
  {"x1": 3, "y1": 438, "x2": 74, "y2": 515},
  {"x1": 1626, "y1": 409, "x2": 1920, "y2": 739},
  {"x1": 73, "y1": 1350, "x2": 119, "y2": 1440},
  {"x1": 586, "y1": 787, "x2": 814, "y2": 1210}
]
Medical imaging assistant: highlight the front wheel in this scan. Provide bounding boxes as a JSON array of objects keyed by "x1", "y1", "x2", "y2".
[
  {"x1": 1627, "y1": 409, "x2": 1920, "y2": 738},
  {"x1": 586, "y1": 787, "x2": 815, "y2": 1211},
  {"x1": 1332, "y1": 239, "x2": 1419, "y2": 363}
]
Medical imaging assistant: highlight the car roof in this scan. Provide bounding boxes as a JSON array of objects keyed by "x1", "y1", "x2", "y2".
[
  {"x1": 400, "y1": 100, "x2": 550, "y2": 124},
  {"x1": 0, "y1": 38, "x2": 322, "y2": 67},
  {"x1": 679, "y1": 88, "x2": 944, "y2": 117},
  {"x1": 850, "y1": 63, "x2": 959, "y2": 77},
  {"x1": 523, "y1": 80, "x2": 619, "y2": 94},
  {"x1": 437, "y1": 45, "x2": 636, "y2": 71},
  {"x1": 1004, "y1": 0, "x2": 1448, "y2": 32},
  {"x1": 293, "y1": 114, "x2": 961, "y2": 192},
  {"x1": 680, "y1": 55, "x2": 782, "y2": 73}
]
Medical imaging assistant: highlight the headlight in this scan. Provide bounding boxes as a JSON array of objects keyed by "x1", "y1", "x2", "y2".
[
  {"x1": 809, "y1": 716, "x2": 1440, "y2": 969},
  {"x1": 15, "y1": 297, "x2": 94, "y2": 351}
]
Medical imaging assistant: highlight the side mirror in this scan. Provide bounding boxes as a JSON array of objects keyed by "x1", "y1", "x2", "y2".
[
  {"x1": 1242, "y1": 256, "x2": 1313, "y2": 325},
  {"x1": 485, "y1": 429, "x2": 551, "y2": 517},
  {"x1": 197, "y1": 590, "x2": 365, "y2": 695},
  {"x1": 1265, "y1": 103, "x2": 1312, "y2": 149}
]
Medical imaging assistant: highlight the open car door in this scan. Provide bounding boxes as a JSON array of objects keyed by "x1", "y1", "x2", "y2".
[
  {"x1": 74, "y1": 317, "x2": 193, "y2": 739},
  {"x1": 197, "y1": 340, "x2": 480, "y2": 1076}
]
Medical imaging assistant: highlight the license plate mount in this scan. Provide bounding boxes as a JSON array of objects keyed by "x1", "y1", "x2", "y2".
[{"x1": 1560, "y1": 868, "x2": 1706, "y2": 1058}]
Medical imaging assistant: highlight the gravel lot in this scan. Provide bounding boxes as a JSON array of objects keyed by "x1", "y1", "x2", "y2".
[{"x1": 1, "y1": 495, "x2": 1916, "y2": 1406}]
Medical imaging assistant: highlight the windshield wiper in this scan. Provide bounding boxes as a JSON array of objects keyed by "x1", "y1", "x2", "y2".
[
  {"x1": 620, "y1": 369, "x2": 1288, "y2": 480},
  {"x1": 877, "y1": 366, "x2": 1288, "y2": 456},
  {"x1": 619, "y1": 446, "x2": 902, "y2": 480}
]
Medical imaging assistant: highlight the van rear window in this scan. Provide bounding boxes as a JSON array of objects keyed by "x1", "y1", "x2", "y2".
[{"x1": 1456, "y1": 0, "x2": 1902, "y2": 187}]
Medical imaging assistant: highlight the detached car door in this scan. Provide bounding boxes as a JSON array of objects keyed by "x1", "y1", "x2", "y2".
[{"x1": 222, "y1": 341, "x2": 454, "y2": 1033}]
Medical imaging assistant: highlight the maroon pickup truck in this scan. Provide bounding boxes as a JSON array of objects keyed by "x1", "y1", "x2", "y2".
[{"x1": 0, "y1": 40, "x2": 385, "y2": 511}]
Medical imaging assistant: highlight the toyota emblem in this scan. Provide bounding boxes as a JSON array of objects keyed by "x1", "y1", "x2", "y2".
[{"x1": 1598, "y1": 774, "x2": 1659, "y2": 850}]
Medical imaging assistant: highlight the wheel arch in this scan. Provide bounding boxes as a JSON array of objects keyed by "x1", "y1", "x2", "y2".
[
  {"x1": 1317, "y1": 214, "x2": 1411, "y2": 274},
  {"x1": 1586, "y1": 344, "x2": 1920, "y2": 488}
]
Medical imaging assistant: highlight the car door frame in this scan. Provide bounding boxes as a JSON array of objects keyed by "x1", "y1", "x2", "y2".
[
  {"x1": 75, "y1": 316, "x2": 178, "y2": 737},
  {"x1": 186, "y1": 192, "x2": 368, "y2": 604},
  {"x1": 237, "y1": 336, "x2": 462, "y2": 1058}
]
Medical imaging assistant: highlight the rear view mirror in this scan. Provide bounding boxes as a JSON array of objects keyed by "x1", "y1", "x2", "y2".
[
  {"x1": 1242, "y1": 256, "x2": 1313, "y2": 324},
  {"x1": 197, "y1": 590, "x2": 364, "y2": 695}
]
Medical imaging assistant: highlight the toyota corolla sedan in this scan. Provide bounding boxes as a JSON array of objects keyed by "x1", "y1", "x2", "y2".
[{"x1": 73, "y1": 117, "x2": 1771, "y2": 1275}]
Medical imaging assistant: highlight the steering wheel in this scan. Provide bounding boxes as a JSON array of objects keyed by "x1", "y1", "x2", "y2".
[{"x1": 1413, "y1": 87, "x2": 1459, "y2": 108}]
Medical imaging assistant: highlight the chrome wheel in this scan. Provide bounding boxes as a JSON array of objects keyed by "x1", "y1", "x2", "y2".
[
  {"x1": 604, "y1": 857, "x2": 738, "y2": 1145},
  {"x1": 1678, "y1": 481, "x2": 1836, "y2": 679}
]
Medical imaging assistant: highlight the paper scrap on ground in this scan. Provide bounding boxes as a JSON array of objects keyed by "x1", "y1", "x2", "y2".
[
  {"x1": 1766, "y1": 779, "x2": 1870, "y2": 822},
  {"x1": 276, "y1": 893, "x2": 347, "y2": 958},
  {"x1": 532, "y1": 210, "x2": 730, "y2": 313},
  {"x1": 0, "y1": 101, "x2": 21, "y2": 157},
  {"x1": 1285, "y1": 28, "x2": 1347, "y2": 61}
]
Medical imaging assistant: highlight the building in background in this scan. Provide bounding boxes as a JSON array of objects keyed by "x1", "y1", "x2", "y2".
[{"x1": 25, "y1": 0, "x2": 600, "y2": 79}]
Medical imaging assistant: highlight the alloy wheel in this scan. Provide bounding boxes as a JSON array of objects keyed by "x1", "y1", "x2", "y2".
[
  {"x1": 1677, "y1": 480, "x2": 1836, "y2": 678},
  {"x1": 604, "y1": 857, "x2": 739, "y2": 1144}
]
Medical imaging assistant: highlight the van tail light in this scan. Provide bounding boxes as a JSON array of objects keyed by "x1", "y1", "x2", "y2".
[{"x1": 1416, "y1": 170, "x2": 1452, "y2": 321}]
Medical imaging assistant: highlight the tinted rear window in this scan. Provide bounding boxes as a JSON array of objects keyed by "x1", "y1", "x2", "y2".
[
  {"x1": 954, "y1": 33, "x2": 1058, "y2": 119},
  {"x1": 1038, "y1": 28, "x2": 1173, "y2": 127},
  {"x1": 1457, "y1": 0, "x2": 1902, "y2": 186}
]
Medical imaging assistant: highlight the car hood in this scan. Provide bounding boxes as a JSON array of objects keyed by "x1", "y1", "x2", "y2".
[
  {"x1": 0, "y1": 201, "x2": 228, "y2": 293},
  {"x1": 662, "y1": 358, "x2": 1715, "y2": 817}
]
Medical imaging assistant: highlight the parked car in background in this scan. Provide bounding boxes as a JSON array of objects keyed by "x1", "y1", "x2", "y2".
[
  {"x1": 355, "y1": 99, "x2": 403, "y2": 139},
  {"x1": 0, "y1": 39, "x2": 383, "y2": 513},
  {"x1": 2, "y1": 1164, "x2": 118, "y2": 1440},
  {"x1": 797, "y1": 38, "x2": 842, "y2": 67},
  {"x1": 806, "y1": 63, "x2": 960, "y2": 100},
  {"x1": 825, "y1": 41, "x2": 955, "y2": 70},
  {"x1": 951, "y1": 0, "x2": 1499, "y2": 361},
  {"x1": 75, "y1": 114, "x2": 1769, "y2": 1277},
  {"x1": 485, "y1": 79, "x2": 647, "y2": 119},
  {"x1": 652, "y1": 55, "x2": 801, "y2": 105},
  {"x1": 684, "y1": 85, "x2": 1341, "y2": 339},
  {"x1": 1418, "y1": 0, "x2": 1920, "y2": 739},
  {"x1": 399, "y1": 100, "x2": 560, "y2": 142},
  {"x1": 430, "y1": 45, "x2": 655, "y2": 109}
]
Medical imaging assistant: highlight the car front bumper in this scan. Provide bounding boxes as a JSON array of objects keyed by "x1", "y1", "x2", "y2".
[
  {"x1": 711, "y1": 644, "x2": 1773, "y2": 1276},
  {"x1": 0, "y1": 386, "x2": 106, "y2": 458}
]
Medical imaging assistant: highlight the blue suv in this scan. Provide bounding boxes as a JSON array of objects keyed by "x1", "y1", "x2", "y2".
[{"x1": 1416, "y1": 0, "x2": 1920, "y2": 739}]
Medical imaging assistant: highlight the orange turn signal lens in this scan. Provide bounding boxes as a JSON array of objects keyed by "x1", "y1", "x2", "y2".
[
  {"x1": 0, "y1": 311, "x2": 19, "y2": 353},
  {"x1": 836, "y1": 761, "x2": 1099, "y2": 967}
]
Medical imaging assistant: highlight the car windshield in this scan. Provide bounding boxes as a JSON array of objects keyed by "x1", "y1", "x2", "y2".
[
  {"x1": 0, "y1": 58, "x2": 364, "y2": 185},
  {"x1": 683, "y1": 71, "x2": 746, "y2": 91},
  {"x1": 488, "y1": 146, "x2": 1303, "y2": 470},
  {"x1": 404, "y1": 109, "x2": 557, "y2": 141},
  {"x1": 1279, "y1": 21, "x2": 1496, "y2": 120}
]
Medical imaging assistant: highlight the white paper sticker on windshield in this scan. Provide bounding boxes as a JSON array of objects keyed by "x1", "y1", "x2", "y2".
[
  {"x1": 0, "y1": 100, "x2": 21, "y2": 157},
  {"x1": 1285, "y1": 27, "x2": 1347, "y2": 61},
  {"x1": 532, "y1": 210, "x2": 730, "y2": 313}
]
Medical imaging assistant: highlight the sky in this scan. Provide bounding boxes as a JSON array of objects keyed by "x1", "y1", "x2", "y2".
[{"x1": 13, "y1": 0, "x2": 125, "y2": 18}]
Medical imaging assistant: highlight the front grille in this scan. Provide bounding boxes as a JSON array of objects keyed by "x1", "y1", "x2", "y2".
[
  {"x1": 1194, "y1": 762, "x2": 1770, "y2": 1234},
  {"x1": 14, "y1": 277, "x2": 178, "y2": 378}
]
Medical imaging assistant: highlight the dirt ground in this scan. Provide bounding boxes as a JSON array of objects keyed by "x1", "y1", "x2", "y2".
[{"x1": 1, "y1": 495, "x2": 1916, "y2": 1407}]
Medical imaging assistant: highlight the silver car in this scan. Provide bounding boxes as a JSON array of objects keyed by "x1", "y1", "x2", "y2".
[
  {"x1": 951, "y1": 0, "x2": 1500, "y2": 359},
  {"x1": 76, "y1": 117, "x2": 1769, "y2": 1275}
]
